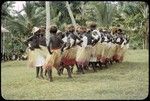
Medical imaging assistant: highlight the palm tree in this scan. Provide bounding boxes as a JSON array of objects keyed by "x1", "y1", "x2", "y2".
[
  {"x1": 1, "y1": 1, "x2": 15, "y2": 57},
  {"x1": 83, "y1": 1, "x2": 117, "y2": 28},
  {"x1": 1, "y1": 1, "x2": 15, "y2": 21},
  {"x1": 45, "y1": 1, "x2": 50, "y2": 45},
  {"x1": 7, "y1": 1, "x2": 46, "y2": 38},
  {"x1": 4, "y1": 1, "x2": 46, "y2": 54},
  {"x1": 66, "y1": 1, "x2": 76, "y2": 26}
]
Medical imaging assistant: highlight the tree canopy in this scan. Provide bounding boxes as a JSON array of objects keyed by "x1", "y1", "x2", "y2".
[{"x1": 1, "y1": 1, "x2": 149, "y2": 55}]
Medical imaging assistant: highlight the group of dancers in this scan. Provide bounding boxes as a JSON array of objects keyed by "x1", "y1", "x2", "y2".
[{"x1": 25, "y1": 22, "x2": 129, "y2": 82}]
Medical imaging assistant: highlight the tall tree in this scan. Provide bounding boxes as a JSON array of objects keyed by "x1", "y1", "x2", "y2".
[
  {"x1": 66, "y1": 1, "x2": 76, "y2": 26},
  {"x1": 83, "y1": 1, "x2": 117, "y2": 28},
  {"x1": 1, "y1": 1, "x2": 15, "y2": 21},
  {"x1": 45, "y1": 1, "x2": 51, "y2": 45},
  {"x1": 4, "y1": 1, "x2": 46, "y2": 54}
]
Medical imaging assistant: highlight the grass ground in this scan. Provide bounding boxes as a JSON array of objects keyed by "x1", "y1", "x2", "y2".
[{"x1": 1, "y1": 49, "x2": 149, "y2": 100}]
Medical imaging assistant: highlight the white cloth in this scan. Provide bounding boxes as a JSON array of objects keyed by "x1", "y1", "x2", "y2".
[
  {"x1": 90, "y1": 57, "x2": 97, "y2": 62},
  {"x1": 70, "y1": 37, "x2": 74, "y2": 46},
  {"x1": 35, "y1": 54, "x2": 45, "y2": 67},
  {"x1": 81, "y1": 36, "x2": 88, "y2": 48},
  {"x1": 92, "y1": 30, "x2": 100, "y2": 35},
  {"x1": 92, "y1": 30, "x2": 100, "y2": 40},
  {"x1": 62, "y1": 36, "x2": 68, "y2": 43},
  {"x1": 76, "y1": 38, "x2": 80, "y2": 43},
  {"x1": 104, "y1": 36, "x2": 108, "y2": 42},
  {"x1": 121, "y1": 38, "x2": 127, "y2": 48},
  {"x1": 99, "y1": 32, "x2": 102, "y2": 42},
  {"x1": 116, "y1": 37, "x2": 121, "y2": 42}
]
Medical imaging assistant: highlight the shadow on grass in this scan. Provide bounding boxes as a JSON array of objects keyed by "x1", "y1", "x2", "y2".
[{"x1": 51, "y1": 61, "x2": 148, "y2": 82}]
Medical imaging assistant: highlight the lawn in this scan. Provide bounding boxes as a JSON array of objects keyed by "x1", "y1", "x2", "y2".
[{"x1": 1, "y1": 49, "x2": 149, "y2": 100}]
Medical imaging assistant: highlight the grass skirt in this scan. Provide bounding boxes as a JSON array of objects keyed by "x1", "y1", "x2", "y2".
[
  {"x1": 43, "y1": 49, "x2": 62, "y2": 70},
  {"x1": 95, "y1": 42, "x2": 103, "y2": 60},
  {"x1": 61, "y1": 46, "x2": 78, "y2": 66},
  {"x1": 89, "y1": 44, "x2": 98, "y2": 62},
  {"x1": 113, "y1": 44, "x2": 128, "y2": 62},
  {"x1": 106, "y1": 43, "x2": 117, "y2": 60},
  {"x1": 27, "y1": 45, "x2": 49, "y2": 68},
  {"x1": 76, "y1": 45, "x2": 92, "y2": 66},
  {"x1": 99, "y1": 42, "x2": 109, "y2": 63}
]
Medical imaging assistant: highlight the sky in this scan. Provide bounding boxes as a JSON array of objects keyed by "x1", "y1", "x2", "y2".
[
  {"x1": 11, "y1": 1, "x2": 25, "y2": 15},
  {"x1": 13, "y1": 1, "x2": 25, "y2": 12}
]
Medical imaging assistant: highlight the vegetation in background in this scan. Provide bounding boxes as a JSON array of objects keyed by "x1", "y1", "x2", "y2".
[{"x1": 1, "y1": 1, "x2": 149, "y2": 56}]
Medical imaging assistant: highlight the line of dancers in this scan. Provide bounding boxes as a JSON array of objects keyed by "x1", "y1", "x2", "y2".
[{"x1": 24, "y1": 22, "x2": 129, "y2": 82}]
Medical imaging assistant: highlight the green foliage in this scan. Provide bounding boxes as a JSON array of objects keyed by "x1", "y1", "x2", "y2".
[
  {"x1": 112, "y1": 1, "x2": 149, "y2": 49},
  {"x1": 1, "y1": 1, "x2": 15, "y2": 20},
  {"x1": 129, "y1": 33, "x2": 143, "y2": 49},
  {"x1": 1, "y1": 1, "x2": 149, "y2": 55},
  {"x1": 2, "y1": 1, "x2": 46, "y2": 55}
]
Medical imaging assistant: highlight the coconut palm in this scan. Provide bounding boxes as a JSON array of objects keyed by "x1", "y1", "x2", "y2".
[
  {"x1": 83, "y1": 1, "x2": 117, "y2": 28},
  {"x1": 7, "y1": 1, "x2": 46, "y2": 37},
  {"x1": 4, "y1": 1, "x2": 46, "y2": 54},
  {"x1": 1, "y1": 1, "x2": 15, "y2": 21}
]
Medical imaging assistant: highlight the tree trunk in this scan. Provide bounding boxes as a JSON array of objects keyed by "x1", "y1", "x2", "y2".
[
  {"x1": 146, "y1": 19, "x2": 149, "y2": 49},
  {"x1": 2, "y1": 19, "x2": 7, "y2": 55},
  {"x1": 81, "y1": 1, "x2": 84, "y2": 16},
  {"x1": 66, "y1": 1, "x2": 76, "y2": 26},
  {"x1": 143, "y1": 39, "x2": 145, "y2": 49},
  {"x1": 143, "y1": 33, "x2": 148, "y2": 49},
  {"x1": 45, "y1": 1, "x2": 51, "y2": 46},
  {"x1": 2, "y1": 32, "x2": 5, "y2": 54},
  {"x1": 144, "y1": 19, "x2": 149, "y2": 49},
  {"x1": 147, "y1": 34, "x2": 149, "y2": 49}
]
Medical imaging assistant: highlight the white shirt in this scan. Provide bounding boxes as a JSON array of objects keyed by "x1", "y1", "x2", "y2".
[{"x1": 92, "y1": 30, "x2": 100, "y2": 40}]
